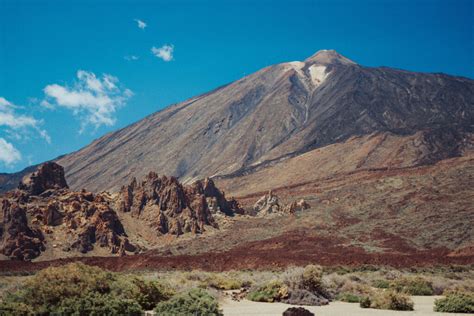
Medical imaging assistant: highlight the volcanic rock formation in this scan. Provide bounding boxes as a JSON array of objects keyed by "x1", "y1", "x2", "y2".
[
  {"x1": 0, "y1": 163, "x2": 243, "y2": 261},
  {"x1": 18, "y1": 162, "x2": 68, "y2": 195},
  {"x1": 1, "y1": 199, "x2": 45, "y2": 260},
  {"x1": 0, "y1": 163, "x2": 134, "y2": 260},
  {"x1": 253, "y1": 190, "x2": 282, "y2": 215},
  {"x1": 253, "y1": 190, "x2": 310, "y2": 216},
  {"x1": 117, "y1": 173, "x2": 243, "y2": 235}
]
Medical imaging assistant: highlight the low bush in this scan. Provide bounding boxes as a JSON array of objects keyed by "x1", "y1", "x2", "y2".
[
  {"x1": 302, "y1": 264, "x2": 324, "y2": 292},
  {"x1": 390, "y1": 276, "x2": 434, "y2": 295},
  {"x1": 258, "y1": 265, "x2": 329, "y2": 306},
  {"x1": 183, "y1": 271, "x2": 245, "y2": 290},
  {"x1": 282, "y1": 265, "x2": 326, "y2": 294},
  {"x1": 339, "y1": 280, "x2": 372, "y2": 296},
  {"x1": 443, "y1": 284, "x2": 474, "y2": 296},
  {"x1": 360, "y1": 296, "x2": 371, "y2": 308},
  {"x1": 112, "y1": 276, "x2": 174, "y2": 310},
  {"x1": 336, "y1": 292, "x2": 361, "y2": 303},
  {"x1": 154, "y1": 288, "x2": 223, "y2": 316},
  {"x1": 372, "y1": 279, "x2": 390, "y2": 289},
  {"x1": 207, "y1": 274, "x2": 244, "y2": 290},
  {"x1": 370, "y1": 291, "x2": 414, "y2": 311},
  {"x1": 247, "y1": 280, "x2": 288, "y2": 302},
  {"x1": 0, "y1": 263, "x2": 172, "y2": 314},
  {"x1": 52, "y1": 293, "x2": 142, "y2": 315},
  {"x1": 434, "y1": 292, "x2": 474, "y2": 313},
  {"x1": 282, "y1": 267, "x2": 306, "y2": 290}
]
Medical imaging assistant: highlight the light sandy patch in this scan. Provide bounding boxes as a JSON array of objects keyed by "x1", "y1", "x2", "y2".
[
  {"x1": 309, "y1": 65, "x2": 329, "y2": 86},
  {"x1": 221, "y1": 296, "x2": 465, "y2": 316}
]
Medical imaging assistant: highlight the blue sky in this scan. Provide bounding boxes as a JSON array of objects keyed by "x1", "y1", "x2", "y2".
[{"x1": 0, "y1": 0, "x2": 473, "y2": 172}]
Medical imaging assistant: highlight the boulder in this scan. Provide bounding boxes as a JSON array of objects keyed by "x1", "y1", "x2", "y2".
[
  {"x1": 282, "y1": 289, "x2": 329, "y2": 306},
  {"x1": 282, "y1": 307, "x2": 315, "y2": 316},
  {"x1": 253, "y1": 190, "x2": 281, "y2": 215},
  {"x1": 284, "y1": 199, "x2": 310, "y2": 214},
  {"x1": 18, "y1": 162, "x2": 68, "y2": 195},
  {"x1": 43, "y1": 201, "x2": 63, "y2": 226}
]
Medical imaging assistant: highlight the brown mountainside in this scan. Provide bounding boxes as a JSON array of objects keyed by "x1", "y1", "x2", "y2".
[{"x1": 49, "y1": 50, "x2": 474, "y2": 192}]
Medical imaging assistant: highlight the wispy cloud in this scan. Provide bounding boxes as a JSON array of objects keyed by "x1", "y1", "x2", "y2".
[
  {"x1": 134, "y1": 19, "x2": 147, "y2": 29},
  {"x1": 43, "y1": 70, "x2": 133, "y2": 133},
  {"x1": 0, "y1": 97, "x2": 50, "y2": 167},
  {"x1": 124, "y1": 55, "x2": 139, "y2": 61},
  {"x1": 0, "y1": 138, "x2": 21, "y2": 166},
  {"x1": 151, "y1": 44, "x2": 174, "y2": 62},
  {"x1": 0, "y1": 97, "x2": 50, "y2": 143}
]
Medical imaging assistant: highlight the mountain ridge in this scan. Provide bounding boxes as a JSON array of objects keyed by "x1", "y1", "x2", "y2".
[{"x1": 1, "y1": 50, "x2": 473, "y2": 193}]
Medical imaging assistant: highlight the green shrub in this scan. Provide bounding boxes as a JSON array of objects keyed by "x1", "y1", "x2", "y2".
[
  {"x1": 247, "y1": 280, "x2": 288, "y2": 302},
  {"x1": 434, "y1": 292, "x2": 474, "y2": 313},
  {"x1": 390, "y1": 277, "x2": 434, "y2": 295},
  {"x1": 0, "y1": 262, "x2": 117, "y2": 314},
  {"x1": 154, "y1": 288, "x2": 223, "y2": 316},
  {"x1": 53, "y1": 293, "x2": 142, "y2": 315},
  {"x1": 0, "y1": 299, "x2": 34, "y2": 315},
  {"x1": 360, "y1": 296, "x2": 371, "y2": 308},
  {"x1": 370, "y1": 291, "x2": 414, "y2": 311},
  {"x1": 207, "y1": 274, "x2": 243, "y2": 290},
  {"x1": 183, "y1": 271, "x2": 244, "y2": 290},
  {"x1": 302, "y1": 265, "x2": 324, "y2": 292},
  {"x1": 336, "y1": 292, "x2": 361, "y2": 303},
  {"x1": 111, "y1": 276, "x2": 174, "y2": 310},
  {"x1": 372, "y1": 279, "x2": 390, "y2": 289},
  {"x1": 339, "y1": 280, "x2": 373, "y2": 297},
  {"x1": 0, "y1": 262, "x2": 172, "y2": 314}
]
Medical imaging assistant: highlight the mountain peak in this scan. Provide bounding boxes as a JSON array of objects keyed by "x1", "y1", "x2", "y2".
[{"x1": 305, "y1": 49, "x2": 356, "y2": 65}]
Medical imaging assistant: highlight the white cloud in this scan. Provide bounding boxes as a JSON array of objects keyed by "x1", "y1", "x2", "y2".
[
  {"x1": 0, "y1": 138, "x2": 21, "y2": 166},
  {"x1": 0, "y1": 97, "x2": 50, "y2": 143},
  {"x1": 134, "y1": 19, "x2": 147, "y2": 29},
  {"x1": 43, "y1": 70, "x2": 133, "y2": 132},
  {"x1": 151, "y1": 44, "x2": 174, "y2": 62},
  {"x1": 124, "y1": 55, "x2": 139, "y2": 61},
  {"x1": 40, "y1": 100, "x2": 54, "y2": 109}
]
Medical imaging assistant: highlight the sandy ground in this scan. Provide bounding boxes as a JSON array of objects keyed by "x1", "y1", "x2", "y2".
[{"x1": 221, "y1": 296, "x2": 468, "y2": 316}]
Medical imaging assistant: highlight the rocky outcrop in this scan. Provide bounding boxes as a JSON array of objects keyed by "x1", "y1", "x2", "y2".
[
  {"x1": 253, "y1": 190, "x2": 281, "y2": 215},
  {"x1": 117, "y1": 173, "x2": 243, "y2": 236},
  {"x1": 18, "y1": 162, "x2": 68, "y2": 195},
  {"x1": 283, "y1": 199, "x2": 310, "y2": 214},
  {"x1": 188, "y1": 177, "x2": 244, "y2": 215},
  {"x1": 0, "y1": 162, "x2": 135, "y2": 261},
  {"x1": 70, "y1": 196, "x2": 131, "y2": 254},
  {"x1": 253, "y1": 191, "x2": 310, "y2": 216},
  {"x1": 0, "y1": 162, "x2": 245, "y2": 261},
  {"x1": 1, "y1": 200, "x2": 45, "y2": 260}
]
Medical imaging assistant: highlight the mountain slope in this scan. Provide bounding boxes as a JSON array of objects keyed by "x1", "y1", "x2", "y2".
[
  {"x1": 0, "y1": 50, "x2": 470, "y2": 193},
  {"x1": 215, "y1": 132, "x2": 474, "y2": 197}
]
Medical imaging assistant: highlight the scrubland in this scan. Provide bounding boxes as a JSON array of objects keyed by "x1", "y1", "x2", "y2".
[{"x1": 1, "y1": 264, "x2": 473, "y2": 315}]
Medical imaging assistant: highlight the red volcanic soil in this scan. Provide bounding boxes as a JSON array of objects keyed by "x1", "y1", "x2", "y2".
[{"x1": 1, "y1": 231, "x2": 473, "y2": 273}]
